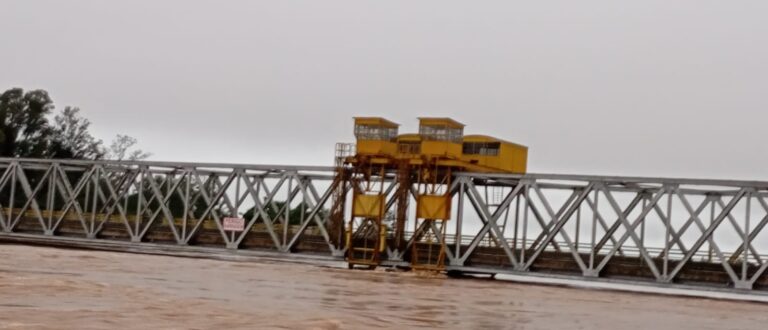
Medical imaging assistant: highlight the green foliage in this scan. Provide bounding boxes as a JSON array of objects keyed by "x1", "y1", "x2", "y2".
[
  {"x1": 48, "y1": 107, "x2": 105, "y2": 160},
  {"x1": 0, "y1": 87, "x2": 153, "y2": 213},
  {"x1": 36, "y1": 174, "x2": 219, "y2": 221},
  {"x1": 122, "y1": 175, "x2": 217, "y2": 219},
  {"x1": 0, "y1": 87, "x2": 149, "y2": 161},
  {"x1": 0, "y1": 88, "x2": 55, "y2": 158},
  {"x1": 242, "y1": 201, "x2": 328, "y2": 226}
]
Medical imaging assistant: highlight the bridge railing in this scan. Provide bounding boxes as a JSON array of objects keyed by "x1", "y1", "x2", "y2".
[
  {"x1": 435, "y1": 172, "x2": 768, "y2": 289},
  {"x1": 0, "y1": 157, "x2": 767, "y2": 290}
]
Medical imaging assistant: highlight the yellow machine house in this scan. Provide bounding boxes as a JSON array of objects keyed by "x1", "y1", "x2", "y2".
[
  {"x1": 416, "y1": 117, "x2": 464, "y2": 160},
  {"x1": 461, "y1": 135, "x2": 528, "y2": 174},
  {"x1": 352, "y1": 117, "x2": 399, "y2": 160},
  {"x1": 343, "y1": 117, "x2": 528, "y2": 270},
  {"x1": 350, "y1": 117, "x2": 528, "y2": 173}
]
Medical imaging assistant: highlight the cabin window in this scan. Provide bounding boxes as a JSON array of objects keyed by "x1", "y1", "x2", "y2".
[
  {"x1": 354, "y1": 125, "x2": 398, "y2": 141},
  {"x1": 462, "y1": 142, "x2": 501, "y2": 156},
  {"x1": 398, "y1": 141, "x2": 421, "y2": 154},
  {"x1": 419, "y1": 125, "x2": 463, "y2": 143}
]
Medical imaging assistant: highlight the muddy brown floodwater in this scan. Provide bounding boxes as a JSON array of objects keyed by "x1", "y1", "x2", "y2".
[{"x1": 0, "y1": 244, "x2": 766, "y2": 330}]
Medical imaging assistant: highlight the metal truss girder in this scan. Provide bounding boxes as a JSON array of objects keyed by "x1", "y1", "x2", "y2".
[
  {"x1": 183, "y1": 171, "x2": 237, "y2": 245},
  {"x1": 654, "y1": 194, "x2": 711, "y2": 259},
  {"x1": 88, "y1": 166, "x2": 137, "y2": 237},
  {"x1": 236, "y1": 173, "x2": 285, "y2": 248},
  {"x1": 524, "y1": 190, "x2": 572, "y2": 253},
  {"x1": 594, "y1": 187, "x2": 665, "y2": 279},
  {"x1": 140, "y1": 168, "x2": 187, "y2": 243},
  {"x1": 729, "y1": 195, "x2": 768, "y2": 264},
  {"x1": 586, "y1": 192, "x2": 643, "y2": 256},
  {"x1": 4, "y1": 158, "x2": 768, "y2": 292},
  {"x1": 675, "y1": 190, "x2": 740, "y2": 284},
  {"x1": 456, "y1": 172, "x2": 768, "y2": 190},
  {"x1": 51, "y1": 165, "x2": 95, "y2": 235},
  {"x1": 9, "y1": 164, "x2": 52, "y2": 232},
  {"x1": 459, "y1": 178, "x2": 523, "y2": 268},
  {"x1": 667, "y1": 189, "x2": 748, "y2": 282},
  {"x1": 529, "y1": 184, "x2": 589, "y2": 273},
  {"x1": 0, "y1": 164, "x2": 17, "y2": 231},
  {"x1": 284, "y1": 176, "x2": 336, "y2": 252},
  {"x1": 522, "y1": 183, "x2": 594, "y2": 272}
]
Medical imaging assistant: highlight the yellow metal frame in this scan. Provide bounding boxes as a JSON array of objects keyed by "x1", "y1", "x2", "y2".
[
  {"x1": 343, "y1": 116, "x2": 529, "y2": 271},
  {"x1": 352, "y1": 193, "x2": 385, "y2": 218},
  {"x1": 416, "y1": 194, "x2": 451, "y2": 220}
]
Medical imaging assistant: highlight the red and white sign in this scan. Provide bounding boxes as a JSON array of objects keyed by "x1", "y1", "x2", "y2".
[{"x1": 223, "y1": 217, "x2": 245, "y2": 232}]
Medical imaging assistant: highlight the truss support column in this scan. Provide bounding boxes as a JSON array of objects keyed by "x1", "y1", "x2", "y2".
[
  {"x1": 519, "y1": 183, "x2": 529, "y2": 268},
  {"x1": 44, "y1": 164, "x2": 55, "y2": 236},
  {"x1": 735, "y1": 192, "x2": 753, "y2": 290},
  {"x1": 452, "y1": 178, "x2": 464, "y2": 266},
  {"x1": 661, "y1": 186, "x2": 675, "y2": 282}
]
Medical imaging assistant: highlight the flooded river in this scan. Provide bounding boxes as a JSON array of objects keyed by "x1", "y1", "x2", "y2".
[{"x1": 0, "y1": 244, "x2": 766, "y2": 329}]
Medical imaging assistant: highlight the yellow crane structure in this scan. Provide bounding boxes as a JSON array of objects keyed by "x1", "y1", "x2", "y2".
[{"x1": 333, "y1": 117, "x2": 528, "y2": 270}]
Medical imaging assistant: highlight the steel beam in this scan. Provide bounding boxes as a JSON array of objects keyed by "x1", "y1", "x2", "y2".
[{"x1": 1, "y1": 158, "x2": 767, "y2": 293}]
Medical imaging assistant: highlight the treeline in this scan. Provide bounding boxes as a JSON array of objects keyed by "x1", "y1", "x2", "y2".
[
  {"x1": 2, "y1": 87, "x2": 319, "y2": 228},
  {"x1": 0, "y1": 87, "x2": 151, "y2": 215},
  {"x1": 0, "y1": 87, "x2": 149, "y2": 161}
]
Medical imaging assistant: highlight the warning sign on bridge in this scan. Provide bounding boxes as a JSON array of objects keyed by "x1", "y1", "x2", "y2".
[{"x1": 223, "y1": 217, "x2": 245, "y2": 232}]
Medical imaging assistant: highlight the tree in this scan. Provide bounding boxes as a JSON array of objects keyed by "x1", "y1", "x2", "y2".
[
  {"x1": 242, "y1": 201, "x2": 328, "y2": 226},
  {"x1": 124, "y1": 175, "x2": 215, "y2": 219},
  {"x1": 1, "y1": 87, "x2": 151, "y2": 161},
  {"x1": 107, "y1": 134, "x2": 151, "y2": 161},
  {"x1": 0, "y1": 87, "x2": 154, "y2": 213},
  {"x1": 0, "y1": 88, "x2": 55, "y2": 158},
  {"x1": 48, "y1": 107, "x2": 105, "y2": 160}
]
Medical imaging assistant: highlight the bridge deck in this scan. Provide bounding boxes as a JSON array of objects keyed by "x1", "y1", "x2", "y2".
[{"x1": 6, "y1": 215, "x2": 768, "y2": 292}]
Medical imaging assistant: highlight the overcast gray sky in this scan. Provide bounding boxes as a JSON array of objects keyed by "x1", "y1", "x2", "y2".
[{"x1": 1, "y1": 1, "x2": 766, "y2": 180}]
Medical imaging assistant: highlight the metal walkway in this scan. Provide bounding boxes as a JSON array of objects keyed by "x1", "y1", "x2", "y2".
[{"x1": 1, "y1": 158, "x2": 767, "y2": 293}]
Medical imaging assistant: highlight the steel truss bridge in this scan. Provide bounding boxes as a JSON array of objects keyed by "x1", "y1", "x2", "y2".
[{"x1": 1, "y1": 157, "x2": 768, "y2": 293}]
